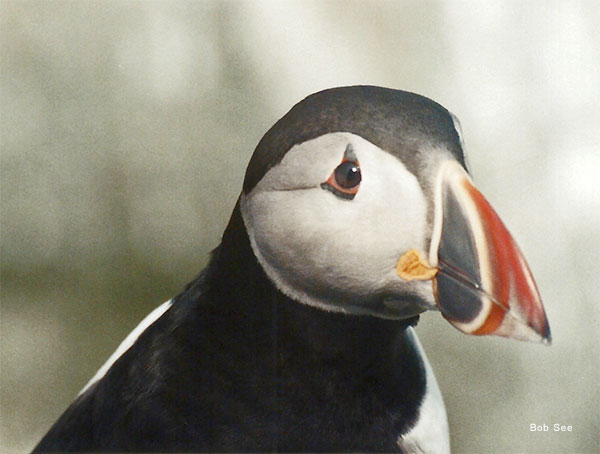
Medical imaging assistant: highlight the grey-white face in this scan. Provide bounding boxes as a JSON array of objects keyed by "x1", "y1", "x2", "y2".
[{"x1": 240, "y1": 132, "x2": 447, "y2": 319}]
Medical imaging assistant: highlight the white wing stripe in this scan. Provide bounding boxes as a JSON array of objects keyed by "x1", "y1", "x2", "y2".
[{"x1": 78, "y1": 299, "x2": 173, "y2": 395}]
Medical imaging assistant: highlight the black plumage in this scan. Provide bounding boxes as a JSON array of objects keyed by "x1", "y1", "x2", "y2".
[{"x1": 34, "y1": 202, "x2": 426, "y2": 452}]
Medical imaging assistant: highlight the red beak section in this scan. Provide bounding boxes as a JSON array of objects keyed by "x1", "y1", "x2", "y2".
[{"x1": 429, "y1": 161, "x2": 551, "y2": 343}]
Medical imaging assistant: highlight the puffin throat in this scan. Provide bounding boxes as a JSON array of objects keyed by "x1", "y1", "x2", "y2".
[{"x1": 207, "y1": 200, "x2": 420, "y2": 361}]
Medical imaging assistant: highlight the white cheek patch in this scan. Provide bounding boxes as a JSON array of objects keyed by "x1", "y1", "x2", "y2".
[
  {"x1": 241, "y1": 133, "x2": 434, "y2": 315},
  {"x1": 253, "y1": 132, "x2": 349, "y2": 192}
]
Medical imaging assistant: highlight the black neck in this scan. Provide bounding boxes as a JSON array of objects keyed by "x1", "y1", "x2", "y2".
[
  {"x1": 167, "y1": 201, "x2": 427, "y2": 450},
  {"x1": 196, "y1": 201, "x2": 419, "y2": 365}
]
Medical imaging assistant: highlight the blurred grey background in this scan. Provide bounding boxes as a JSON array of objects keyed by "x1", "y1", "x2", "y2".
[{"x1": 2, "y1": 1, "x2": 599, "y2": 453}]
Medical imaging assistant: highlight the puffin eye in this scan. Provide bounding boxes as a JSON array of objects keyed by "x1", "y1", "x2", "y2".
[
  {"x1": 334, "y1": 161, "x2": 361, "y2": 188},
  {"x1": 321, "y1": 158, "x2": 361, "y2": 200}
]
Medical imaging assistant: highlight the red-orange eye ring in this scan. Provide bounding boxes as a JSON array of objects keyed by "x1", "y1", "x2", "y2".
[{"x1": 321, "y1": 156, "x2": 361, "y2": 200}]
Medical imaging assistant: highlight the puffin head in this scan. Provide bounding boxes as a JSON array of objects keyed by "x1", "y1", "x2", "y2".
[{"x1": 239, "y1": 86, "x2": 550, "y2": 343}]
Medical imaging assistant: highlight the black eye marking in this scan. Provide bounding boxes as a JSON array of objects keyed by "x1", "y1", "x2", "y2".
[
  {"x1": 321, "y1": 144, "x2": 361, "y2": 200},
  {"x1": 343, "y1": 143, "x2": 358, "y2": 162}
]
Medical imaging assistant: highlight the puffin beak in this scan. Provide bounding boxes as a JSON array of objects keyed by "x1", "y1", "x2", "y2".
[{"x1": 426, "y1": 160, "x2": 551, "y2": 343}]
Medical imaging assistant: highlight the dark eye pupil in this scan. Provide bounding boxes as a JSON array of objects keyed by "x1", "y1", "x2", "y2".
[{"x1": 334, "y1": 161, "x2": 361, "y2": 188}]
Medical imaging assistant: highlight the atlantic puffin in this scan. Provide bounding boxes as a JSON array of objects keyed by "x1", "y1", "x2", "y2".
[{"x1": 34, "y1": 86, "x2": 550, "y2": 453}]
